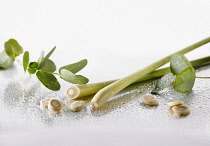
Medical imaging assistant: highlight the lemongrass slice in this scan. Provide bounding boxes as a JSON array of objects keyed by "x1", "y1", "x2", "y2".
[
  {"x1": 48, "y1": 99, "x2": 62, "y2": 114},
  {"x1": 167, "y1": 101, "x2": 184, "y2": 110},
  {"x1": 68, "y1": 101, "x2": 85, "y2": 112},
  {"x1": 40, "y1": 98, "x2": 51, "y2": 110},
  {"x1": 142, "y1": 95, "x2": 159, "y2": 106},
  {"x1": 171, "y1": 105, "x2": 190, "y2": 117}
]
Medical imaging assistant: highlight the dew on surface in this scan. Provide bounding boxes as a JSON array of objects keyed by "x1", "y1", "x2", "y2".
[{"x1": 0, "y1": 65, "x2": 210, "y2": 131}]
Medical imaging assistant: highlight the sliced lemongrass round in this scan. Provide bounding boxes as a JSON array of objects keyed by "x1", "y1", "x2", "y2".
[
  {"x1": 40, "y1": 98, "x2": 51, "y2": 110},
  {"x1": 65, "y1": 86, "x2": 80, "y2": 99},
  {"x1": 142, "y1": 95, "x2": 159, "y2": 106},
  {"x1": 65, "y1": 99, "x2": 75, "y2": 107},
  {"x1": 171, "y1": 105, "x2": 190, "y2": 117},
  {"x1": 167, "y1": 101, "x2": 184, "y2": 110},
  {"x1": 69, "y1": 101, "x2": 85, "y2": 112},
  {"x1": 48, "y1": 99, "x2": 62, "y2": 114}
]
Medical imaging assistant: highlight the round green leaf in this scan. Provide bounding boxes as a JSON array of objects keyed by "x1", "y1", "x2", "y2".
[
  {"x1": 60, "y1": 69, "x2": 89, "y2": 84},
  {"x1": 36, "y1": 71, "x2": 60, "y2": 91},
  {"x1": 23, "y1": 51, "x2": 29, "y2": 72},
  {"x1": 29, "y1": 62, "x2": 39, "y2": 68},
  {"x1": 152, "y1": 73, "x2": 176, "y2": 94},
  {"x1": 173, "y1": 67, "x2": 196, "y2": 93},
  {"x1": 170, "y1": 55, "x2": 192, "y2": 75},
  {"x1": 28, "y1": 68, "x2": 37, "y2": 74},
  {"x1": 4, "y1": 39, "x2": 24, "y2": 57},
  {"x1": 42, "y1": 59, "x2": 56, "y2": 72},
  {"x1": 0, "y1": 50, "x2": 14, "y2": 68}
]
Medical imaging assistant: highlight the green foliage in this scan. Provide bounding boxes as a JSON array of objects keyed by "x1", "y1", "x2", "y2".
[
  {"x1": 36, "y1": 71, "x2": 60, "y2": 91},
  {"x1": 28, "y1": 68, "x2": 37, "y2": 74},
  {"x1": 37, "y1": 47, "x2": 56, "y2": 70},
  {"x1": 59, "y1": 59, "x2": 87, "y2": 74},
  {"x1": 170, "y1": 55, "x2": 192, "y2": 75},
  {"x1": 4, "y1": 39, "x2": 23, "y2": 57},
  {"x1": 173, "y1": 67, "x2": 196, "y2": 93},
  {"x1": 0, "y1": 39, "x2": 89, "y2": 91},
  {"x1": 42, "y1": 59, "x2": 56, "y2": 72},
  {"x1": 23, "y1": 51, "x2": 29, "y2": 72},
  {"x1": 60, "y1": 69, "x2": 89, "y2": 84},
  {"x1": 152, "y1": 54, "x2": 196, "y2": 94},
  {"x1": 0, "y1": 50, "x2": 15, "y2": 68},
  {"x1": 151, "y1": 73, "x2": 176, "y2": 94}
]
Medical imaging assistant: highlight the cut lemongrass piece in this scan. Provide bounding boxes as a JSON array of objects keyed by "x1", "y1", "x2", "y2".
[
  {"x1": 68, "y1": 101, "x2": 85, "y2": 112},
  {"x1": 40, "y1": 98, "x2": 50, "y2": 110},
  {"x1": 171, "y1": 105, "x2": 190, "y2": 117},
  {"x1": 48, "y1": 99, "x2": 62, "y2": 114},
  {"x1": 167, "y1": 101, "x2": 184, "y2": 110},
  {"x1": 142, "y1": 95, "x2": 159, "y2": 106},
  {"x1": 66, "y1": 56, "x2": 210, "y2": 100},
  {"x1": 91, "y1": 37, "x2": 210, "y2": 108}
]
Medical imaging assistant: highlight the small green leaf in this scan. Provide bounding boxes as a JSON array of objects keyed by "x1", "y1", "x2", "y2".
[
  {"x1": 28, "y1": 68, "x2": 37, "y2": 74},
  {"x1": 173, "y1": 67, "x2": 196, "y2": 93},
  {"x1": 60, "y1": 69, "x2": 89, "y2": 84},
  {"x1": 38, "y1": 51, "x2": 44, "y2": 64},
  {"x1": 0, "y1": 50, "x2": 15, "y2": 68},
  {"x1": 152, "y1": 73, "x2": 176, "y2": 94},
  {"x1": 23, "y1": 51, "x2": 29, "y2": 72},
  {"x1": 36, "y1": 71, "x2": 60, "y2": 91},
  {"x1": 170, "y1": 54, "x2": 192, "y2": 75},
  {"x1": 29, "y1": 62, "x2": 39, "y2": 68},
  {"x1": 4, "y1": 39, "x2": 24, "y2": 57},
  {"x1": 37, "y1": 47, "x2": 56, "y2": 70},
  {"x1": 59, "y1": 59, "x2": 88, "y2": 74},
  {"x1": 42, "y1": 59, "x2": 56, "y2": 72}
]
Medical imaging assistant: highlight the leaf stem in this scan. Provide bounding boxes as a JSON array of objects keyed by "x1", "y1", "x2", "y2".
[
  {"x1": 90, "y1": 37, "x2": 210, "y2": 108},
  {"x1": 66, "y1": 56, "x2": 210, "y2": 100},
  {"x1": 14, "y1": 57, "x2": 23, "y2": 66},
  {"x1": 40, "y1": 69, "x2": 61, "y2": 76}
]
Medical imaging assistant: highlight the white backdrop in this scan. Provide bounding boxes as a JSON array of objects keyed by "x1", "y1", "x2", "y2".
[{"x1": 1, "y1": 0, "x2": 210, "y2": 145}]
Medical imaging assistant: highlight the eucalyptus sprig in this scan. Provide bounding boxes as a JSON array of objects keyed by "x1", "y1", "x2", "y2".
[
  {"x1": 152, "y1": 54, "x2": 196, "y2": 94},
  {"x1": 0, "y1": 39, "x2": 89, "y2": 91}
]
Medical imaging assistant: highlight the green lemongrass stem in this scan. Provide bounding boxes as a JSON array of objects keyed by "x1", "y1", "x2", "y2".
[
  {"x1": 196, "y1": 77, "x2": 210, "y2": 79},
  {"x1": 90, "y1": 37, "x2": 210, "y2": 108},
  {"x1": 66, "y1": 56, "x2": 210, "y2": 100}
]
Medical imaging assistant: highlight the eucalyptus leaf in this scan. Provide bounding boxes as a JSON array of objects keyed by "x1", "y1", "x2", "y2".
[
  {"x1": 28, "y1": 68, "x2": 37, "y2": 74},
  {"x1": 36, "y1": 71, "x2": 60, "y2": 91},
  {"x1": 42, "y1": 59, "x2": 56, "y2": 72},
  {"x1": 23, "y1": 51, "x2": 29, "y2": 72},
  {"x1": 170, "y1": 54, "x2": 192, "y2": 75},
  {"x1": 59, "y1": 59, "x2": 87, "y2": 74},
  {"x1": 60, "y1": 69, "x2": 89, "y2": 84},
  {"x1": 4, "y1": 39, "x2": 24, "y2": 57},
  {"x1": 29, "y1": 62, "x2": 39, "y2": 68},
  {"x1": 37, "y1": 47, "x2": 56, "y2": 70},
  {"x1": 173, "y1": 67, "x2": 196, "y2": 93},
  {"x1": 151, "y1": 73, "x2": 176, "y2": 94},
  {"x1": 0, "y1": 50, "x2": 14, "y2": 68},
  {"x1": 38, "y1": 51, "x2": 44, "y2": 64}
]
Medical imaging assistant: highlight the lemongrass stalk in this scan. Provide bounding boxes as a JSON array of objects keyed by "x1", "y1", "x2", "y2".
[
  {"x1": 66, "y1": 56, "x2": 210, "y2": 100},
  {"x1": 91, "y1": 37, "x2": 210, "y2": 108}
]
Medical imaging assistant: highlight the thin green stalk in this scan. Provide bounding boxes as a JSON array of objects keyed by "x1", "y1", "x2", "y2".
[
  {"x1": 90, "y1": 37, "x2": 210, "y2": 108},
  {"x1": 66, "y1": 56, "x2": 210, "y2": 100},
  {"x1": 196, "y1": 77, "x2": 210, "y2": 79}
]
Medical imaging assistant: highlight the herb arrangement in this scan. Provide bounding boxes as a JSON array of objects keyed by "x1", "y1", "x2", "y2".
[
  {"x1": 0, "y1": 39, "x2": 89, "y2": 91},
  {"x1": 1, "y1": 37, "x2": 210, "y2": 112}
]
